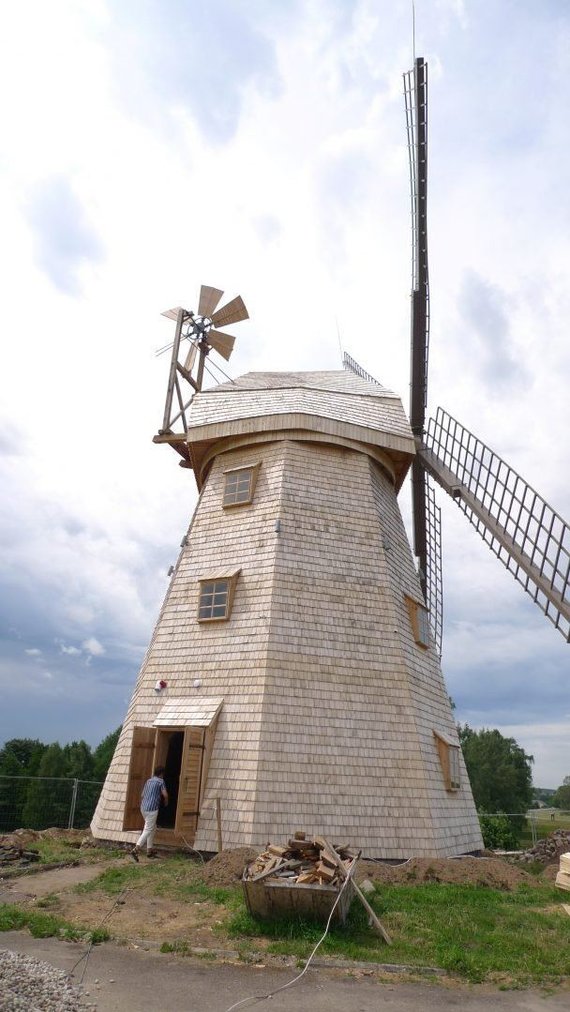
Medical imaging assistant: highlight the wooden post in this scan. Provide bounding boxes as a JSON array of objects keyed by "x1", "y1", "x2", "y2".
[{"x1": 216, "y1": 797, "x2": 223, "y2": 853}]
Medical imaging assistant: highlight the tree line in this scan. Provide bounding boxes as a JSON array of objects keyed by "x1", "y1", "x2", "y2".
[{"x1": 0, "y1": 728, "x2": 121, "y2": 832}]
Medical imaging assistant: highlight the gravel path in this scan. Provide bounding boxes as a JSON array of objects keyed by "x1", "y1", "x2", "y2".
[{"x1": 0, "y1": 949, "x2": 94, "y2": 1012}]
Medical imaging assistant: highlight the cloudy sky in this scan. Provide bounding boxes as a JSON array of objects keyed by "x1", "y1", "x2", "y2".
[{"x1": 0, "y1": 0, "x2": 568, "y2": 790}]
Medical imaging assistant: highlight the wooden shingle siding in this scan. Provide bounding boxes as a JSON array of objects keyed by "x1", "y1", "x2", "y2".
[{"x1": 91, "y1": 371, "x2": 483, "y2": 857}]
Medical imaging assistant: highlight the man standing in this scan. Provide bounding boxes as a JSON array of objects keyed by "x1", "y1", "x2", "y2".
[{"x1": 130, "y1": 766, "x2": 168, "y2": 861}]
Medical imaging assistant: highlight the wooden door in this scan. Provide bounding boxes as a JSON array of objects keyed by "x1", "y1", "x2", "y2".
[
  {"x1": 123, "y1": 727, "x2": 156, "y2": 830},
  {"x1": 175, "y1": 727, "x2": 205, "y2": 843}
]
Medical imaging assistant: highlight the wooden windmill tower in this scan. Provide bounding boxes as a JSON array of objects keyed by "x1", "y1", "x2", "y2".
[{"x1": 91, "y1": 59, "x2": 568, "y2": 858}]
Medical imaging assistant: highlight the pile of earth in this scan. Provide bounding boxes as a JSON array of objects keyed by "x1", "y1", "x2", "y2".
[
  {"x1": 202, "y1": 846, "x2": 259, "y2": 885},
  {"x1": 511, "y1": 829, "x2": 570, "y2": 866},
  {"x1": 357, "y1": 855, "x2": 541, "y2": 890},
  {"x1": 0, "y1": 828, "x2": 90, "y2": 850},
  {"x1": 201, "y1": 848, "x2": 541, "y2": 891}
]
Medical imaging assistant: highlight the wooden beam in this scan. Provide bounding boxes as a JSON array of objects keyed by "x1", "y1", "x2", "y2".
[{"x1": 326, "y1": 840, "x2": 392, "y2": 944}]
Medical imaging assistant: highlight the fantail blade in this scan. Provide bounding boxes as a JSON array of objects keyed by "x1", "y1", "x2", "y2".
[
  {"x1": 211, "y1": 295, "x2": 248, "y2": 329},
  {"x1": 161, "y1": 306, "x2": 184, "y2": 321},
  {"x1": 183, "y1": 342, "x2": 198, "y2": 372},
  {"x1": 208, "y1": 330, "x2": 236, "y2": 361},
  {"x1": 198, "y1": 286, "x2": 224, "y2": 318}
]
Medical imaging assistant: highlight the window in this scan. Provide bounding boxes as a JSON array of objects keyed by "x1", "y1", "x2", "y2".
[
  {"x1": 223, "y1": 463, "x2": 260, "y2": 508},
  {"x1": 434, "y1": 731, "x2": 461, "y2": 791},
  {"x1": 197, "y1": 569, "x2": 240, "y2": 622},
  {"x1": 405, "y1": 595, "x2": 430, "y2": 648}
]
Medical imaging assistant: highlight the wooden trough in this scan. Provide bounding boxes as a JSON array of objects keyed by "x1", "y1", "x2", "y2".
[
  {"x1": 241, "y1": 833, "x2": 357, "y2": 926},
  {"x1": 243, "y1": 868, "x2": 356, "y2": 925},
  {"x1": 242, "y1": 833, "x2": 392, "y2": 942}
]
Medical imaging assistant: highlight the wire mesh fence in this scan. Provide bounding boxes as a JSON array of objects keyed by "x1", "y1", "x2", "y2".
[
  {"x1": 1, "y1": 777, "x2": 569, "y2": 850},
  {"x1": 478, "y1": 810, "x2": 570, "y2": 850},
  {"x1": 0, "y1": 776, "x2": 104, "y2": 833}
]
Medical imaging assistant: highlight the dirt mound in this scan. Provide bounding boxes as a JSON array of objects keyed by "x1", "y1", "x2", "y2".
[
  {"x1": 356, "y1": 855, "x2": 540, "y2": 891},
  {"x1": 202, "y1": 847, "x2": 259, "y2": 886},
  {"x1": 0, "y1": 828, "x2": 91, "y2": 850},
  {"x1": 201, "y1": 849, "x2": 539, "y2": 891}
]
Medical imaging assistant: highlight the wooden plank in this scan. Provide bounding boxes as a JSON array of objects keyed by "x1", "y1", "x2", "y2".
[
  {"x1": 325, "y1": 840, "x2": 392, "y2": 945},
  {"x1": 175, "y1": 727, "x2": 204, "y2": 843},
  {"x1": 250, "y1": 858, "x2": 301, "y2": 882},
  {"x1": 122, "y1": 727, "x2": 155, "y2": 831}
]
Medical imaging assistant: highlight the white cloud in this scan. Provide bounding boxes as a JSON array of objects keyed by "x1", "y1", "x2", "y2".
[
  {"x1": 82, "y1": 637, "x2": 106, "y2": 658},
  {"x1": 0, "y1": 0, "x2": 568, "y2": 785},
  {"x1": 25, "y1": 648, "x2": 42, "y2": 657},
  {"x1": 58, "y1": 643, "x2": 82, "y2": 656}
]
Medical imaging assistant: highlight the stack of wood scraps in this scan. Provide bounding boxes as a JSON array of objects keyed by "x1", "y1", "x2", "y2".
[
  {"x1": 245, "y1": 833, "x2": 356, "y2": 886},
  {"x1": 243, "y1": 832, "x2": 391, "y2": 943}
]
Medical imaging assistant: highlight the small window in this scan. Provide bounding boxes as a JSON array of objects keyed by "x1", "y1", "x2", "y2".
[
  {"x1": 434, "y1": 731, "x2": 461, "y2": 791},
  {"x1": 197, "y1": 569, "x2": 240, "y2": 622},
  {"x1": 223, "y1": 463, "x2": 260, "y2": 508},
  {"x1": 405, "y1": 595, "x2": 430, "y2": 648}
]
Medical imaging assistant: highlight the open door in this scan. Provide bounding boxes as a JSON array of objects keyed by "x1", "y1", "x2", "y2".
[
  {"x1": 123, "y1": 727, "x2": 155, "y2": 830},
  {"x1": 175, "y1": 727, "x2": 205, "y2": 842}
]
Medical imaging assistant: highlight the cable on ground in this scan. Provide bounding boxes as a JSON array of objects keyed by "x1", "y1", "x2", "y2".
[
  {"x1": 221, "y1": 870, "x2": 354, "y2": 1012},
  {"x1": 70, "y1": 886, "x2": 132, "y2": 984}
]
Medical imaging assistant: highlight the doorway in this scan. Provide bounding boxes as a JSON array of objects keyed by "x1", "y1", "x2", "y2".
[
  {"x1": 156, "y1": 730, "x2": 184, "y2": 829},
  {"x1": 123, "y1": 717, "x2": 220, "y2": 845}
]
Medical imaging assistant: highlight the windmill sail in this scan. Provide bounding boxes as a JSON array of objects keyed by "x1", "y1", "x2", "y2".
[
  {"x1": 404, "y1": 57, "x2": 431, "y2": 614},
  {"x1": 420, "y1": 408, "x2": 570, "y2": 641},
  {"x1": 425, "y1": 474, "x2": 443, "y2": 656}
]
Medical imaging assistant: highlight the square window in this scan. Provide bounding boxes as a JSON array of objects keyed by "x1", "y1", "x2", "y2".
[
  {"x1": 223, "y1": 463, "x2": 260, "y2": 507},
  {"x1": 197, "y1": 570, "x2": 240, "y2": 622}
]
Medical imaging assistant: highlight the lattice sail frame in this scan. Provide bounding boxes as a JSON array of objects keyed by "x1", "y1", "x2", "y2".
[
  {"x1": 422, "y1": 408, "x2": 570, "y2": 642},
  {"x1": 344, "y1": 351, "x2": 444, "y2": 652},
  {"x1": 424, "y1": 474, "x2": 443, "y2": 657}
]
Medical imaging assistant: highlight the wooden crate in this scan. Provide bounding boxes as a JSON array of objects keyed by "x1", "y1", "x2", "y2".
[{"x1": 242, "y1": 874, "x2": 355, "y2": 925}]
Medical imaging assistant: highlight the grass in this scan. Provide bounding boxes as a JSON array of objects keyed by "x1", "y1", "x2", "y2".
[
  {"x1": 226, "y1": 881, "x2": 570, "y2": 985},
  {"x1": 3, "y1": 845, "x2": 569, "y2": 987},
  {"x1": 75, "y1": 854, "x2": 241, "y2": 908},
  {"x1": 0, "y1": 902, "x2": 110, "y2": 944}
]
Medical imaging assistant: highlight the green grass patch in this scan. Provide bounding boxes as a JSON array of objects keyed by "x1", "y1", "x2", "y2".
[
  {"x1": 225, "y1": 881, "x2": 570, "y2": 985},
  {"x1": 75, "y1": 854, "x2": 242, "y2": 907},
  {"x1": 0, "y1": 903, "x2": 109, "y2": 943}
]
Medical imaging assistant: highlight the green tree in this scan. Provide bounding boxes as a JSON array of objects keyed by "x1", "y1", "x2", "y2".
[
  {"x1": 0, "y1": 739, "x2": 49, "y2": 832},
  {"x1": 0, "y1": 750, "x2": 30, "y2": 832},
  {"x1": 62, "y1": 740, "x2": 95, "y2": 827},
  {"x1": 93, "y1": 726, "x2": 121, "y2": 781},
  {"x1": 0, "y1": 738, "x2": 47, "y2": 777},
  {"x1": 22, "y1": 743, "x2": 71, "y2": 830},
  {"x1": 458, "y1": 725, "x2": 534, "y2": 814},
  {"x1": 552, "y1": 776, "x2": 570, "y2": 811}
]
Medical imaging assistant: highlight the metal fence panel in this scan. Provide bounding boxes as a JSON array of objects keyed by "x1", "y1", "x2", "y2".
[{"x1": 0, "y1": 776, "x2": 104, "y2": 833}]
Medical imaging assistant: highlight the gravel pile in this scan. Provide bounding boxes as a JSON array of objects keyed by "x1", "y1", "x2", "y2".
[{"x1": 0, "y1": 949, "x2": 94, "y2": 1012}]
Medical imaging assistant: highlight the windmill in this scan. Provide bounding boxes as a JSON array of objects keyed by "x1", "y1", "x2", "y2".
[
  {"x1": 153, "y1": 285, "x2": 249, "y2": 467},
  {"x1": 91, "y1": 58, "x2": 567, "y2": 860},
  {"x1": 400, "y1": 59, "x2": 570, "y2": 653}
]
